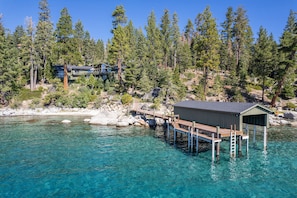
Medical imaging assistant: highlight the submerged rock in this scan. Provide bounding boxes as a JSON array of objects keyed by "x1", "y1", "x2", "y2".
[{"x1": 61, "y1": 119, "x2": 71, "y2": 123}]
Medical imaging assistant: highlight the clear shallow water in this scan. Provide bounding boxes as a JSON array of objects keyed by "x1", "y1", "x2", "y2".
[{"x1": 0, "y1": 116, "x2": 297, "y2": 197}]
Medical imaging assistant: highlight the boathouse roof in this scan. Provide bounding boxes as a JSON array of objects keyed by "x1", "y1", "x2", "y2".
[{"x1": 174, "y1": 101, "x2": 272, "y2": 115}]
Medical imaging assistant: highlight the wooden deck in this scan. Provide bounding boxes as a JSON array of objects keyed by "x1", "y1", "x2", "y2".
[
  {"x1": 132, "y1": 108, "x2": 249, "y2": 161},
  {"x1": 132, "y1": 108, "x2": 248, "y2": 139}
]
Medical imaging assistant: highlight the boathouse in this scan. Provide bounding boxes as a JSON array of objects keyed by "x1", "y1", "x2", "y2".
[{"x1": 173, "y1": 101, "x2": 272, "y2": 131}]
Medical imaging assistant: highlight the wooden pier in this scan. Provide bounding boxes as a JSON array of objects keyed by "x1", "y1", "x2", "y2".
[{"x1": 132, "y1": 108, "x2": 249, "y2": 162}]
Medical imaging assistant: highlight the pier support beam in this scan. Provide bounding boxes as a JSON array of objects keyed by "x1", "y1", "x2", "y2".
[
  {"x1": 174, "y1": 128, "x2": 176, "y2": 147},
  {"x1": 196, "y1": 129, "x2": 199, "y2": 154},
  {"x1": 191, "y1": 122, "x2": 195, "y2": 153},
  {"x1": 263, "y1": 126, "x2": 267, "y2": 151},
  {"x1": 216, "y1": 126, "x2": 220, "y2": 161},
  {"x1": 253, "y1": 125, "x2": 256, "y2": 143},
  {"x1": 188, "y1": 127, "x2": 191, "y2": 152},
  {"x1": 238, "y1": 136, "x2": 242, "y2": 157},
  {"x1": 167, "y1": 119, "x2": 170, "y2": 143},
  {"x1": 211, "y1": 133, "x2": 215, "y2": 162}
]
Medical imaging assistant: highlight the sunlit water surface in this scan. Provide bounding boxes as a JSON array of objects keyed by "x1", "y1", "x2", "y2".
[{"x1": 0, "y1": 116, "x2": 297, "y2": 197}]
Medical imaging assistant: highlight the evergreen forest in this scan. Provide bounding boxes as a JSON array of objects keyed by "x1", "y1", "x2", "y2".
[{"x1": 0, "y1": 0, "x2": 296, "y2": 110}]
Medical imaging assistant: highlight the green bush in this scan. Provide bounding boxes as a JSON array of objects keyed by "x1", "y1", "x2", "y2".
[
  {"x1": 286, "y1": 102, "x2": 296, "y2": 110},
  {"x1": 93, "y1": 97, "x2": 103, "y2": 108},
  {"x1": 10, "y1": 100, "x2": 22, "y2": 109},
  {"x1": 17, "y1": 88, "x2": 43, "y2": 101},
  {"x1": 29, "y1": 98, "x2": 41, "y2": 109},
  {"x1": 185, "y1": 72, "x2": 195, "y2": 80},
  {"x1": 71, "y1": 94, "x2": 89, "y2": 108},
  {"x1": 43, "y1": 91, "x2": 64, "y2": 106},
  {"x1": 151, "y1": 98, "x2": 160, "y2": 110},
  {"x1": 121, "y1": 93, "x2": 133, "y2": 105}
]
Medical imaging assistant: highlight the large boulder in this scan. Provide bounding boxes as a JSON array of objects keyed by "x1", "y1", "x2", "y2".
[
  {"x1": 89, "y1": 110, "x2": 120, "y2": 125},
  {"x1": 284, "y1": 111, "x2": 297, "y2": 120}
]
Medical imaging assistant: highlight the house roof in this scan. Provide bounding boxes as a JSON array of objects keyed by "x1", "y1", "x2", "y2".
[{"x1": 174, "y1": 101, "x2": 272, "y2": 114}]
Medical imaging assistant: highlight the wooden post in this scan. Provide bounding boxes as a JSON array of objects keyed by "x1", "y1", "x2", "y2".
[
  {"x1": 264, "y1": 126, "x2": 267, "y2": 151},
  {"x1": 245, "y1": 124, "x2": 249, "y2": 154},
  {"x1": 246, "y1": 136, "x2": 249, "y2": 154},
  {"x1": 191, "y1": 121, "x2": 195, "y2": 153},
  {"x1": 196, "y1": 129, "x2": 199, "y2": 154},
  {"x1": 238, "y1": 136, "x2": 242, "y2": 156},
  {"x1": 188, "y1": 131, "x2": 191, "y2": 152},
  {"x1": 173, "y1": 128, "x2": 176, "y2": 147},
  {"x1": 216, "y1": 126, "x2": 220, "y2": 160},
  {"x1": 253, "y1": 125, "x2": 256, "y2": 143},
  {"x1": 167, "y1": 119, "x2": 170, "y2": 143},
  {"x1": 212, "y1": 133, "x2": 215, "y2": 162}
]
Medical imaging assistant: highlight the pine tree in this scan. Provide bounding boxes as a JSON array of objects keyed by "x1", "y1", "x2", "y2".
[
  {"x1": 171, "y1": 12, "x2": 181, "y2": 69},
  {"x1": 180, "y1": 19, "x2": 194, "y2": 71},
  {"x1": 194, "y1": 6, "x2": 221, "y2": 96},
  {"x1": 184, "y1": 19, "x2": 194, "y2": 45},
  {"x1": 271, "y1": 10, "x2": 297, "y2": 106},
  {"x1": 145, "y1": 11, "x2": 162, "y2": 83},
  {"x1": 233, "y1": 7, "x2": 253, "y2": 88},
  {"x1": 0, "y1": 18, "x2": 22, "y2": 105},
  {"x1": 109, "y1": 5, "x2": 128, "y2": 90},
  {"x1": 220, "y1": 7, "x2": 235, "y2": 72},
  {"x1": 160, "y1": 9, "x2": 171, "y2": 67},
  {"x1": 108, "y1": 25, "x2": 129, "y2": 91},
  {"x1": 55, "y1": 7, "x2": 73, "y2": 90},
  {"x1": 111, "y1": 5, "x2": 127, "y2": 32},
  {"x1": 252, "y1": 26, "x2": 278, "y2": 103},
  {"x1": 21, "y1": 17, "x2": 37, "y2": 91},
  {"x1": 94, "y1": 39, "x2": 105, "y2": 64},
  {"x1": 35, "y1": 0, "x2": 54, "y2": 83},
  {"x1": 82, "y1": 31, "x2": 95, "y2": 65},
  {"x1": 124, "y1": 21, "x2": 139, "y2": 91},
  {"x1": 73, "y1": 20, "x2": 85, "y2": 62}
]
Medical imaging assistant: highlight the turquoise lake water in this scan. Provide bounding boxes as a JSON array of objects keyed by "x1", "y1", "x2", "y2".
[{"x1": 0, "y1": 116, "x2": 297, "y2": 197}]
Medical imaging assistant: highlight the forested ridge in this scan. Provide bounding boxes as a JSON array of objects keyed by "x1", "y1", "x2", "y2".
[{"x1": 0, "y1": 0, "x2": 296, "y2": 110}]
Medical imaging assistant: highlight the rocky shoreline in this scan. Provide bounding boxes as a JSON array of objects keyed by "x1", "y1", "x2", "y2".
[
  {"x1": 1, "y1": 106, "x2": 297, "y2": 128},
  {"x1": 0, "y1": 105, "x2": 154, "y2": 128}
]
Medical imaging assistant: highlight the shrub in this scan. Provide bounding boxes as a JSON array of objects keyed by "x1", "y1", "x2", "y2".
[
  {"x1": 29, "y1": 98, "x2": 40, "y2": 109},
  {"x1": 10, "y1": 100, "x2": 22, "y2": 109},
  {"x1": 93, "y1": 97, "x2": 103, "y2": 108},
  {"x1": 286, "y1": 102, "x2": 296, "y2": 110},
  {"x1": 71, "y1": 94, "x2": 89, "y2": 108},
  {"x1": 121, "y1": 93, "x2": 133, "y2": 105},
  {"x1": 185, "y1": 72, "x2": 195, "y2": 80},
  {"x1": 151, "y1": 98, "x2": 160, "y2": 110},
  {"x1": 17, "y1": 88, "x2": 43, "y2": 101}
]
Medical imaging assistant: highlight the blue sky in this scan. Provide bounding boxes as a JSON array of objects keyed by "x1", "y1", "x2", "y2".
[{"x1": 0, "y1": 0, "x2": 296, "y2": 43}]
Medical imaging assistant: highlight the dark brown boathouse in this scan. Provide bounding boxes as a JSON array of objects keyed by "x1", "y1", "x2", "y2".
[
  {"x1": 133, "y1": 101, "x2": 273, "y2": 162},
  {"x1": 173, "y1": 101, "x2": 272, "y2": 132}
]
